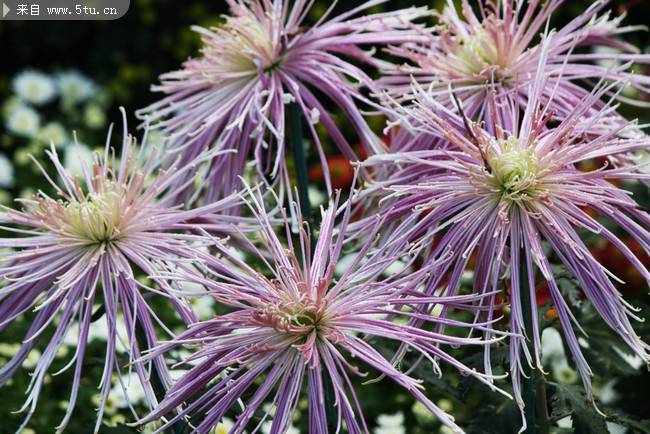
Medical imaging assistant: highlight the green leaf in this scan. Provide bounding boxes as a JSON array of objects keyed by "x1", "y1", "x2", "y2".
[
  {"x1": 605, "y1": 411, "x2": 650, "y2": 433},
  {"x1": 575, "y1": 305, "x2": 644, "y2": 377},
  {"x1": 550, "y1": 382, "x2": 608, "y2": 434},
  {"x1": 551, "y1": 265, "x2": 582, "y2": 308},
  {"x1": 97, "y1": 424, "x2": 140, "y2": 433}
]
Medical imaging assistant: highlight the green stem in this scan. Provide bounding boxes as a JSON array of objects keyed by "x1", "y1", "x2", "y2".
[
  {"x1": 520, "y1": 248, "x2": 549, "y2": 434},
  {"x1": 536, "y1": 372, "x2": 550, "y2": 434},
  {"x1": 134, "y1": 318, "x2": 185, "y2": 434},
  {"x1": 287, "y1": 103, "x2": 338, "y2": 430},
  {"x1": 287, "y1": 102, "x2": 312, "y2": 220}
]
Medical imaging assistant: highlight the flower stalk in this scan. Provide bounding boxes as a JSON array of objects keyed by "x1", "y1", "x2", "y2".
[
  {"x1": 133, "y1": 317, "x2": 185, "y2": 434},
  {"x1": 287, "y1": 102, "x2": 311, "y2": 220},
  {"x1": 520, "y1": 249, "x2": 549, "y2": 434},
  {"x1": 287, "y1": 101, "x2": 340, "y2": 430}
]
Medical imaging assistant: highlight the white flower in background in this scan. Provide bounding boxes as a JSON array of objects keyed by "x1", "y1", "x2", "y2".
[
  {"x1": 63, "y1": 307, "x2": 130, "y2": 351},
  {"x1": 37, "y1": 122, "x2": 68, "y2": 148},
  {"x1": 308, "y1": 185, "x2": 326, "y2": 208},
  {"x1": 145, "y1": 129, "x2": 168, "y2": 148},
  {"x1": 91, "y1": 391, "x2": 118, "y2": 415},
  {"x1": 412, "y1": 401, "x2": 436, "y2": 424},
  {"x1": 169, "y1": 369, "x2": 188, "y2": 382},
  {"x1": 83, "y1": 104, "x2": 106, "y2": 129},
  {"x1": 0, "y1": 343, "x2": 21, "y2": 357},
  {"x1": 214, "y1": 418, "x2": 235, "y2": 434},
  {"x1": 614, "y1": 346, "x2": 644, "y2": 370},
  {"x1": 22, "y1": 349, "x2": 42, "y2": 369},
  {"x1": 0, "y1": 153, "x2": 15, "y2": 188},
  {"x1": 635, "y1": 150, "x2": 650, "y2": 178},
  {"x1": 261, "y1": 421, "x2": 299, "y2": 434},
  {"x1": 105, "y1": 414, "x2": 127, "y2": 428},
  {"x1": 57, "y1": 70, "x2": 96, "y2": 104},
  {"x1": 63, "y1": 141, "x2": 94, "y2": 177},
  {"x1": 12, "y1": 70, "x2": 56, "y2": 105},
  {"x1": 437, "y1": 399, "x2": 453, "y2": 413},
  {"x1": 335, "y1": 254, "x2": 410, "y2": 280},
  {"x1": 384, "y1": 259, "x2": 410, "y2": 275},
  {"x1": 375, "y1": 412, "x2": 406, "y2": 434},
  {"x1": 6, "y1": 104, "x2": 40, "y2": 137},
  {"x1": 542, "y1": 328, "x2": 578, "y2": 384},
  {"x1": 108, "y1": 372, "x2": 147, "y2": 408},
  {"x1": 19, "y1": 188, "x2": 35, "y2": 199},
  {"x1": 191, "y1": 295, "x2": 216, "y2": 321},
  {"x1": 2, "y1": 97, "x2": 24, "y2": 119},
  {"x1": 607, "y1": 422, "x2": 627, "y2": 434},
  {"x1": 541, "y1": 328, "x2": 565, "y2": 364},
  {"x1": 552, "y1": 360, "x2": 579, "y2": 384},
  {"x1": 593, "y1": 46, "x2": 623, "y2": 69},
  {"x1": 557, "y1": 416, "x2": 573, "y2": 429},
  {"x1": 168, "y1": 348, "x2": 202, "y2": 367},
  {"x1": 599, "y1": 379, "x2": 621, "y2": 405},
  {"x1": 460, "y1": 270, "x2": 475, "y2": 286},
  {"x1": 334, "y1": 253, "x2": 356, "y2": 277}
]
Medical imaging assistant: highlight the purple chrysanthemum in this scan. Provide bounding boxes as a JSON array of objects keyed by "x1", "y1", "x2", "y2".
[
  {"x1": 134, "y1": 188, "x2": 508, "y2": 434},
  {"x1": 380, "y1": 0, "x2": 650, "y2": 146},
  {"x1": 137, "y1": 0, "x2": 426, "y2": 204},
  {"x1": 0, "y1": 111, "x2": 245, "y2": 432},
  {"x1": 356, "y1": 79, "x2": 650, "y2": 426}
]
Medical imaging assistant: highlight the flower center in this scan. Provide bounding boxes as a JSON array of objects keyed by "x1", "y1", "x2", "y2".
[
  {"x1": 254, "y1": 293, "x2": 324, "y2": 336},
  {"x1": 30, "y1": 180, "x2": 132, "y2": 246},
  {"x1": 487, "y1": 137, "x2": 540, "y2": 202},
  {"x1": 62, "y1": 191, "x2": 124, "y2": 244},
  {"x1": 452, "y1": 18, "x2": 513, "y2": 80},
  {"x1": 203, "y1": 13, "x2": 280, "y2": 82},
  {"x1": 457, "y1": 30, "x2": 499, "y2": 75}
]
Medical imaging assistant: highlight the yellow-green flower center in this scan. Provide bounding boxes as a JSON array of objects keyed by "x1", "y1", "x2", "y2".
[
  {"x1": 254, "y1": 293, "x2": 324, "y2": 337},
  {"x1": 203, "y1": 13, "x2": 280, "y2": 82},
  {"x1": 61, "y1": 190, "x2": 125, "y2": 244},
  {"x1": 274, "y1": 300, "x2": 320, "y2": 331},
  {"x1": 457, "y1": 28, "x2": 500, "y2": 76},
  {"x1": 488, "y1": 137, "x2": 541, "y2": 202}
]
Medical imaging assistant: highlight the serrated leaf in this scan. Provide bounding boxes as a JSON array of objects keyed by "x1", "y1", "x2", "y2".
[
  {"x1": 605, "y1": 411, "x2": 650, "y2": 433},
  {"x1": 551, "y1": 265, "x2": 582, "y2": 308},
  {"x1": 575, "y1": 304, "x2": 644, "y2": 377},
  {"x1": 550, "y1": 382, "x2": 609, "y2": 434}
]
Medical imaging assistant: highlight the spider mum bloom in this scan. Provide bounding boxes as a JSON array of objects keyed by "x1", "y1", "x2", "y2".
[
  {"x1": 0, "y1": 111, "x2": 245, "y2": 432},
  {"x1": 381, "y1": 0, "x2": 650, "y2": 139},
  {"x1": 137, "y1": 0, "x2": 426, "y2": 204},
  {"x1": 357, "y1": 80, "x2": 650, "y2": 424},
  {"x1": 135, "y1": 189, "x2": 508, "y2": 434}
]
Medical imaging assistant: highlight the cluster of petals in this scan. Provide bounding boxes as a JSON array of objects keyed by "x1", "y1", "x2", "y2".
[
  {"x1": 356, "y1": 72, "x2": 650, "y2": 424},
  {"x1": 135, "y1": 188, "x2": 508, "y2": 434},
  {"x1": 0, "y1": 111, "x2": 249, "y2": 432},
  {"x1": 380, "y1": 0, "x2": 650, "y2": 151},
  {"x1": 138, "y1": 0, "x2": 427, "y2": 205}
]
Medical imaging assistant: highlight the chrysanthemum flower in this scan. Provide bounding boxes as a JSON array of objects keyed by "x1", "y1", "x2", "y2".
[
  {"x1": 6, "y1": 104, "x2": 40, "y2": 138},
  {"x1": 135, "y1": 189, "x2": 508, "y2": 434},
  {"x1": 0, "y1": 111, "x2": 245, "y2": 432},
  {"x1": 56, "y1": 70, "x2": 96, "y2": 105},
  {"x1": 356, "y1": 79, "x2": 650, "y2": 424},
  {"x1": 137, "y1": 0, "x2": 426, "y2": 204},
  {"x1": 12, "y1": 70, "x2": 56, "y2": 106},
  {"x1": 381, "y1": 0, "x2": 650, "y2": 139},
  {"x1": 0, "y1": 153, "x2": 15, "y2": 188}
]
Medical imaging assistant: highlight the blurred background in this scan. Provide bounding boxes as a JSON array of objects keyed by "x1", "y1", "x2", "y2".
[{"x1": 0, "y1": 0, "x2": 649, "y2": 433}]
